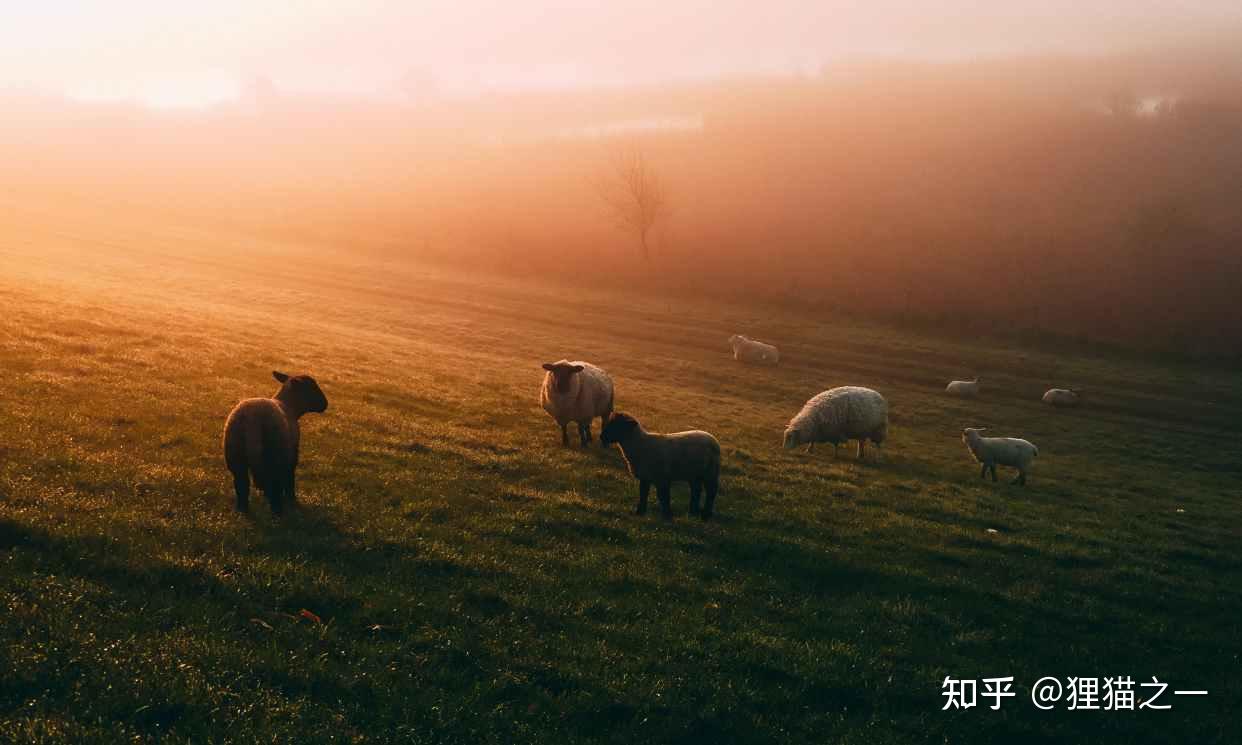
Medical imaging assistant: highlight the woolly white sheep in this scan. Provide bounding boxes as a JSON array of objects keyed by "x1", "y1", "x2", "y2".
[
  {"x1": 223, "y1": 371, "x2": 328, "y2": 515},
  {"x1": 600, "y1": 412, "x2": 721, "y2": 520},
  {"x1": 540, "y1": 360, "x2": 615, "y2": 447},
  {"x1": 961, "y1": 427, "x2": 1038, "y2": 485},
  {"x1": 783, "y1": 386, "x2": 889, "y2": 459},
  {"x1": 728, "y1": 334, "x2": 780, "y2": 366},
  {"x1": 1042, "y1": 388, "x2": 1082, "y2": 407},
  {"x1": 945, "y1": 377, "x2": 980, "y2": 398}
]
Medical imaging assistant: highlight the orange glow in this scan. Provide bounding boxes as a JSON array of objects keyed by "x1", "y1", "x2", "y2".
[
  {"x1": 2, "y1": 4, "x2": 1241, "y2": 353},
  {"x1": 4, "y1": 2, "x2": 1241, "y2": 105}
]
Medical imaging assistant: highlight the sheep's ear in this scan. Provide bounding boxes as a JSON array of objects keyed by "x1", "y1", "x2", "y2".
[
  {"x1": 541, "y1": 363, "x2": 555, "y2": 371},
  {"x1": 570, "y1": 365, "x2": 584, "y2": 373},
  {"x1": 272, "y1": 371, "x2": 290, "y2": 383}
]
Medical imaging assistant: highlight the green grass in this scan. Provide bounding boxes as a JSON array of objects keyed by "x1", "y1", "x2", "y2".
[{"x1": 1, "y1": 216, "x2": 1239, "y2": 743}]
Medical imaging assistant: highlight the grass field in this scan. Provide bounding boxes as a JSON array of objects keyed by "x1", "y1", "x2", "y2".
[{"x1": 1, "y1": 208, "x2": 1240, "y2": 744}]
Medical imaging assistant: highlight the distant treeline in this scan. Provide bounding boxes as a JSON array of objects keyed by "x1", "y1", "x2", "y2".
[{"x1": 4, "y1": 41, "x2": 1241, "y2": 358}]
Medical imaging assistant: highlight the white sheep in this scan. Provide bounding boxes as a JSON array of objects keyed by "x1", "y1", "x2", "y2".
[
  {"x1": 728, "y1": 334, "x2": 780, "y2": 366},
  {"x1": 1042, "y1": 388, "x2": 1082, "y2": 407},
  {"x1": 540, "y1": 360, "x2": 615, "y2": 447},
  {"x1": 945, "y1": 377, "x2": 979, "y2": 398},
  {"x1": 783, "y1": 386, "x2": 889, "y2": 459},
  {"x1": 961, "y1": 427, "x2": 1038, "y2": 485}
]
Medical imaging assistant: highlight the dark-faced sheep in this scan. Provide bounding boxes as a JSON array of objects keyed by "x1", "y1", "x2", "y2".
[
  {"x1": 223, "y1": 371, "x2": 328, "y2": 515},
  {"x1": 540, "y1": 360, "x2": 614, "y2": 447},
  {"x1": 600, "y1": 412, "x2": 721, "y2": 520}
]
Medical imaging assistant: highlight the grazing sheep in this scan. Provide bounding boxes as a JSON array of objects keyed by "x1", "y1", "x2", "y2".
[
  {"x1": 728, "y1": 334, "x2": 780, "y2": 365},
  {"x1": 540, "y1": 360, "x2": 615, "y2": 447},
  {"x1": 223, "y1": 371, "x2": 328, "y2": 515},
  {"x1": 945, "y1": 377, "x2": 980, "y2": 398},
  {"x1": 961, "y1": 427, "x2": 1038, "y2": 485},
  {"x1": 1042, "y1": 388, "x2": 1083, "y2": 407},
  {"x1": 783, "y1": 386, "x2": 889, "y2": 459},
  {"x1": 600, "y1": 412, "x2": 721, "y2": 520}
]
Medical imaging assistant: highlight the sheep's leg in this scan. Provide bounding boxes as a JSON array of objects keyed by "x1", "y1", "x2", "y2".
[
  {"x1": 689, "y1": 481, "x2": 702, "y2": 515},
  {"x1": 980, "y1": 463, "x2": 988, "y2": 480},
  {"x1": 636, "y1": 480, "x2": 650, "y2": 515},
  {"x1": 857, "y1": 439, "x2": 866, "y2": 460},
  {"x1": 702, "y1": 479, "x2": 718, "y2": 521},
  {"x1": 560, "y1": 422, "x2": 570, "y2": 447},
  {"x1": 806, "y1": 442, "x2": 815, "y2": 454},
  {"x1": 251, "y1": 465, "x2": 273, "y2": 504},
  {"x1": 286, "y1": 468, "x2": 298, "y2": 508},
  {"x1": 989, "y1": 464, "x2": 998, "y2": 483},
  {"x1": 578, "y1": 421, "x2": 591, "y2": 448},
  {"x1": 267, "y1": 479, "x2": 285, "y2": 516},
  {"x1": 657, "y1": 483, "x2": 673, "y2": 520},
  {"x1": 1014, "y1": 469, "x2": 1027, "y2": 486},
  {"x1": 232, "y1": 470, "x2": 250, "y2": 513}
]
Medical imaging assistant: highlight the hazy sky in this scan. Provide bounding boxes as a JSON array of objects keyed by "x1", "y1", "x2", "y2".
[{"x1": 4, "y1": 1, "x2": 1240, "y2": 106}]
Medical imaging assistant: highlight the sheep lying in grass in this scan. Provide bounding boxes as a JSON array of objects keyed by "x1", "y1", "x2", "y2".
[
  {"x1": 783, "y1": 386, "x2": 888, "y2": 459},
  {"x1": 600, "y1": 412, "x2": 721, "y2": 520},
  {"x1": 223, "y1": 371, "x2": 328, "y2": 515},
  {"x1": 962, "y1": 427, "x2": 1038, "y2": 485},
  {"x1": 945, "y1": 377, "x2": 980, "y2": 398},
  {"x1": 540, "y1": 360, "x2": 614, "y2": 447},
  {"x1": 728, "y1": 334, "x2": 780, "y2": 365},
  {"x1": 1042, "y1": 388, "x2": 1082, "y2": 407}
]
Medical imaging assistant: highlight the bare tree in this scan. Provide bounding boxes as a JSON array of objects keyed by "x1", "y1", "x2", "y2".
[{"x1": 595, "y1": 143, "x2": 669, "y2": 262}]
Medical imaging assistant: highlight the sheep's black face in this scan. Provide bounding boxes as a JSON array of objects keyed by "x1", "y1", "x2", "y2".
[
  {"x1": 295, "y1": 377, "x2": 328, "y2": 413},
  {"x1": 600, "y1": 412, "x2": 640, "y2": 446},
  {"x1": 274, "y1": 371, "x2": 328, "y2": 414},
  {"x1": 542, "y1": 362, "x2": 584, "y2": 394}
]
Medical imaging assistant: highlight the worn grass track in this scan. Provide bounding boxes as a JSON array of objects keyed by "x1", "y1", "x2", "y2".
[{"x1": 1, "y1": 211, "x2": 1239, "y2": 743}]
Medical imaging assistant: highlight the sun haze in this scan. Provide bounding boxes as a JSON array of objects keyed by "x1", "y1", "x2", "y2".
[
  {"x1": 4, "y1": 2, "x2": 1241, "y2": 104},
  {"x1": 1, "y1": 4, "x2": 1241, "y2": 743}
]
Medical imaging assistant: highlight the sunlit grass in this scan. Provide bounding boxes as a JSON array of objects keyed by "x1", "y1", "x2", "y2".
[{"x1": 0, "y1": 227, "x2": 1238, "y2": 743}]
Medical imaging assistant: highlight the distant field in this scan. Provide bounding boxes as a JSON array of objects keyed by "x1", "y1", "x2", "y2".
[{"x1": 1, "y1": 209, "x2": 1239, "y2": 744}]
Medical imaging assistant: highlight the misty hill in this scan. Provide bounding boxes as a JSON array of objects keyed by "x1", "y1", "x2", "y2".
[{"x1": 3, "y1": 44, "x2": 1241, "y2": 358}]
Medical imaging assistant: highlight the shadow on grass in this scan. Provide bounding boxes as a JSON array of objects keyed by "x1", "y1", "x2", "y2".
[
  {"x1": 0, "y1": 519, "x2": 235, "y2": 729},
  {"x1": 254, "y1": 503, "x2": 506, "y2": 588},
  {"x1": 0, "y1": 518, "x2": 236, "y2": 608}
]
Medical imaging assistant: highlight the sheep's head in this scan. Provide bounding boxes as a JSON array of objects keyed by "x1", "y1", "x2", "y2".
[
  {"x1": 273, "y1": 371, "x2": 328, "y2": 414},
  {"x1": 542, "y1": 361, "x2": 584, "y2": 394},
  {"x1": 782, "y1": 427, "x2": 801, "y2": 449},
  {"x1": 600, "y1": 412, "x2": 640, "y2": 446},
  {"x1": 962, "y1": 427, "x2": 985, "y2": 445}
]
